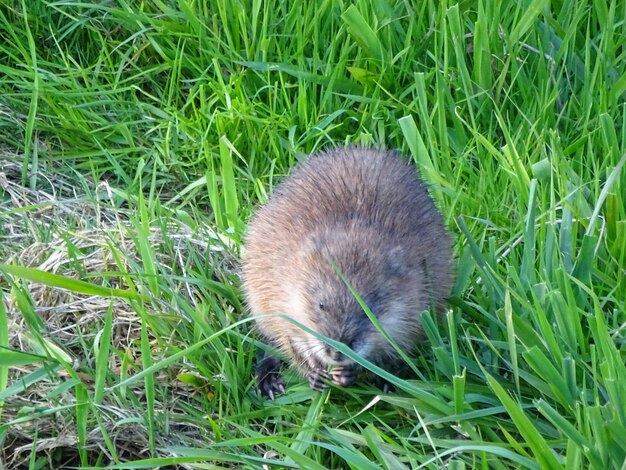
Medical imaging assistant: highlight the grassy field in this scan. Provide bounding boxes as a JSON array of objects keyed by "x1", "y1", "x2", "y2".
[{"x1": 0, "y1": 0, "x2": 625, "y2": 468}]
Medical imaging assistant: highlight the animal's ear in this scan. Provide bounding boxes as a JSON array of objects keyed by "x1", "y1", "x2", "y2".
[
  {"x1": 298, "y1": 236, "x2": 325, "y2": 262},
  {"x1": 312, "y1": 236, "x2": 326, "y2": 254},
  {"x1": 388, "y1": 246, "x2": 412, "y2": 276}
]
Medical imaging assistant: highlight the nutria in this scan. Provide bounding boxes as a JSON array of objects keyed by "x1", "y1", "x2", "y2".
[{"x1": 242, "y1": 147, "x2": 453, "y2": 398}]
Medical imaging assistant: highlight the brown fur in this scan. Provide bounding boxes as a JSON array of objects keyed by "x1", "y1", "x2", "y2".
[{"x1": 242, "y1": 147, "x2": 453, "y2": 394}]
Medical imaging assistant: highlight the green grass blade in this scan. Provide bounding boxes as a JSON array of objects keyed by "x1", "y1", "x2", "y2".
[
  {"x1": 509, "y1": 0, "x2": 549, "y2": 44},
  {"x1": 0, "y1": 264, "x2": 146, "y2": 300},
  {"x1": 0, "y1": 296, "x2": 8, "y2": 420},
  {"x1": 484, "y1": 373, "x2": 562, "y2": 470},
  {"x1": 93, "y1": 303, "x2": 114, "y2": 404},
  {"x1": 341, "y1": 5, "x2": 387, "y2": 64}
]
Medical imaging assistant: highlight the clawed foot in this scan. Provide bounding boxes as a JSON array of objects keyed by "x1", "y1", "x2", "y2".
[
  {"x1": 256, "y1": 355, "x2": 285, "y2": 400},
  {"x1": 371, "y1": 375, "x2": 394, "y2": 393},
  {"x1": 258, "y1": 356, "x2": 387, "y2": 395},
  {"x1": 330, "y1": 365, "x2": 357, "y2": 387},
  {"x1": 308, "y1": 367, "x2": 331, "y2": 391},
  {"x1": 308, "y1": 365, "x2": 358, "y2": 390}
]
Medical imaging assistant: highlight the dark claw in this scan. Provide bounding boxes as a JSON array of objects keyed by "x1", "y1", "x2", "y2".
[
  {"x1": 330, "y1": 365, "x2": 357, "y2": 387},
  {"x1": 372, "y1": 375, "x2": 394, "y2": 393},
  {"x1": 256, "y1": 355, "x2": 285, "y2": 399},
  {"x1": 308, "y1": 367, "x2": 330, "y2": 391}
]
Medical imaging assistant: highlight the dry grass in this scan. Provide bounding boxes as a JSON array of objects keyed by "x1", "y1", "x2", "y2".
[{"x1": 1, "y1": 150, "x2": 235, "y2": 467}]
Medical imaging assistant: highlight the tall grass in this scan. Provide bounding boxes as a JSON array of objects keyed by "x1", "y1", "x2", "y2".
[{"x1": 0, "y1": 0, "x2": 624, "y2": 468}]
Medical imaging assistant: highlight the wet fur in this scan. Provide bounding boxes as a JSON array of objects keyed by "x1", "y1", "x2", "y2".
[{"x1": 242, "y1": 147, "x2": 453, "y2": 396}]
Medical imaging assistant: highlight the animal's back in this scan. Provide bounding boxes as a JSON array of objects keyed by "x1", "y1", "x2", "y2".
[{"x1": 262, "y1": 147, "x2": 441, "y2": 238}]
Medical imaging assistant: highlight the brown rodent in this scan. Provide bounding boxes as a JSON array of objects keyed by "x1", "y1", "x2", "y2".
[{"x1": 242, "y1": 147, "x2": 453, "y2": 397}]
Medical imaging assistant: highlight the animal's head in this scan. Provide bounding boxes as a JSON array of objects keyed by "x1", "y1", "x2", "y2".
[{"x1": 289, "y1": 225, "x2": 428, "y2": 369}]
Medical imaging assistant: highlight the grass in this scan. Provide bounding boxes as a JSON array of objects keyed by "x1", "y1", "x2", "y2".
[{"x1": 0, "y1": 0, "x2": 625, "y2": 468}]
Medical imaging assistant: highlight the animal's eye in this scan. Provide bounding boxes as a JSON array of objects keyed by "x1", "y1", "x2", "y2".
[{"x1": 318, "y1": 302, "x2": 325, "y2": 311}]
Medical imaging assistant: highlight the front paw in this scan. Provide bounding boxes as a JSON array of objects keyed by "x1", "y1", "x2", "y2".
[
  {"x1": 308, "y1": 367, "x2": 331, "y2": 391},
  {"x1": 256, "y1": 355, "x2": 285, "y2": 400},
  {"x1": 330, "y1": 365, "x2": 358, "y2": 387}
]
